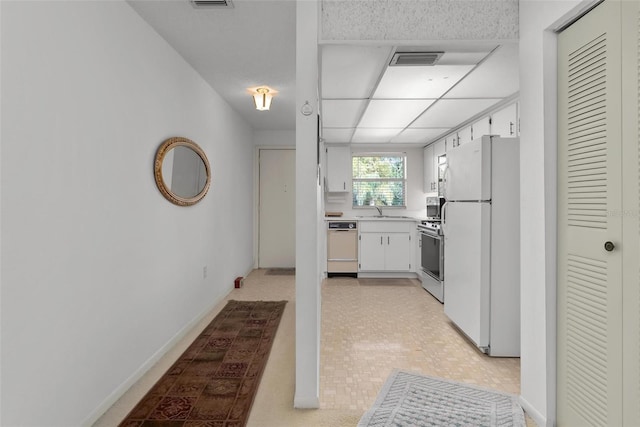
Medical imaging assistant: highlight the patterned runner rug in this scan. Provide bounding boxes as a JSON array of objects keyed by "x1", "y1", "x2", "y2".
[
  {"x1": 358, "y1": 370, "x2": 525, "y2": 427},
  {"x1": 119, "y1": 300, "x2": 287, "y2": 427}
]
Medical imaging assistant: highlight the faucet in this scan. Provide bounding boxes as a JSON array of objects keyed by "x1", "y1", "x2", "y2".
[{"x1": 375, "y1": 206, "x2": 383, "y2": 216}]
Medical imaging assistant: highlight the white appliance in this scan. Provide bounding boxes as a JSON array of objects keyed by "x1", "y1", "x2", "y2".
[
  {"x1": 418, "y1": 220, "x2": 444, "y2": 303},
  {"x1": 327, "y1": 221, "x2": 358, "y2": 277},
  {"x1": 442, "y1": 135, "x2": 520, "y2": 357}
]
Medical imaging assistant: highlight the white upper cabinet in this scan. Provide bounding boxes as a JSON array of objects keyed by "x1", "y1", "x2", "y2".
[
  {"x1": 325, "y1": 146, "x2": 351, "y2": 192},
  {"x1": 423, "y1": 143, "x2": 435, "y2": 193},
  {"x1": 433, "y1": 139, "x2": 446, "y2": 196},
  {"x1": 490, "y1": 102, "x2": 519, "y2": 137},
  {"x1": 472, "y1": 116, "x2": 491, "y2": 140},
  {"x1": 433, "y1": 139, "x2": 445, "y2": 158},
  {"x1": 457, "y1": 126, "x2": 473, "y2": 145},
  {"x1": 424, "y1": 139, "x2": 446, "y2": 194},
  {"x1": 446, "y1": 134, "x2": 458, "y2": 150}
]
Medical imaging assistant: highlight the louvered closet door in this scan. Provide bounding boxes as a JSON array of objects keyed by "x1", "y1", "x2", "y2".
[{"x1": 557, "y1": 1, "x2": 624, "y2": 426}]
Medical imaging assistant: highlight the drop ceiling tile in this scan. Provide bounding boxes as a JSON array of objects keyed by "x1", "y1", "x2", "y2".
[
  {"x1": 322, "y1": 128, "x2": 354, "y2": 143},
  {"x1": 321, "y1": 45, "x2": 392, "y2": 99},
  {"x1": 444, "y1": 44, "x2": 519, "y2": 98},
  {"x1": 351, "y1": 128, "x2": 402, "y2": 143},
  {"x1": 437, "y1": 51, "x2": 492, "y2": 65},
  {"x1": 410, "y1": 99, "x2": 501, "y2": 128},
  {"x1": 373, "y1": 65, "x2": 474, "y2": 99},
  {"x1": 390, "y1": 128, "x2": 450, "y2": 144},
  {"x1": 358, "y1": 99, "x2": 434, "y2": 128},
  {"x1": 321, "y1": 100, "x2": 367, "y2": 127}
]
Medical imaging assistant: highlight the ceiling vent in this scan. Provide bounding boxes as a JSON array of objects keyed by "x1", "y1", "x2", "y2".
[
  {"x1": 190, "y1": 0, "x2": 234, "y2": 8},
  {"x1": 389, "y1": 52, "x2": 444, "y2": 66}
]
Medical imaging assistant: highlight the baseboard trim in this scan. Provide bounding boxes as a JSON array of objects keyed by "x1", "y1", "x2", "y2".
[
  {"x1": 294, "y1": 395, "x2": 320, "y2": 409},
  {"x1": 81, "y1": 284, "x2": 234, "y2": 426},
  {"x1": 519, "y1": 395, "x2": 547, "y2": 427}
]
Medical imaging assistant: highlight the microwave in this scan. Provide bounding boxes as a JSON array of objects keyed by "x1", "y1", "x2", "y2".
[{"x1": 426, "y1": 196, "x2": 445, "y2": 220}]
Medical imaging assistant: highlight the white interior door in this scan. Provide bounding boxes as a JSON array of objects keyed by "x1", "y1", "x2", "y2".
[
  {"x1": 259, "y1": 149, "x2": 295, "y2": 268},
  {"x1": 557, "y1": 1, "x2": 623, "y2": 425}
]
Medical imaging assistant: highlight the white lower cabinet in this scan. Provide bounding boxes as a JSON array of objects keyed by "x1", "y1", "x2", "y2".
[
  {"x1": 359, "y1": 233, "x2": 386, "y2": 270},
  {"x1": 358, "y1": 221, "x2": 413, "y2": 272}
]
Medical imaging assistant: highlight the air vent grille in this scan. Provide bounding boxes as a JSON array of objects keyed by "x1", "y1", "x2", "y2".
[
  {"x1": 190, "y1": 0, "x2": 234, "y2": 8},
  {"x1": 389, "y1": 52, "x2": 444, "y2": 66}
]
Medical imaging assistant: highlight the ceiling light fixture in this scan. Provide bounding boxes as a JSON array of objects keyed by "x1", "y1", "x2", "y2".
[{"x1": 252, "y1": 87, "x2": 274, "y2": 111}]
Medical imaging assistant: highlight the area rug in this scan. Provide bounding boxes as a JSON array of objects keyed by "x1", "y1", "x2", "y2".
[
  {"x1": 265, "y1": 268, "x2": 295, "y2": 276},
  {"x1": 358, "y1": 370, "x2": 525, "y2": 427},
  {"x1": 119, "y1": 300, "x2": 287, "y2": 427}
]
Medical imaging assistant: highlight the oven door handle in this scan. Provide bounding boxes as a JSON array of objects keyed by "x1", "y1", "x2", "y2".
[{"x1": 419, "y1": 229, "x2": 442, "y2": 240}]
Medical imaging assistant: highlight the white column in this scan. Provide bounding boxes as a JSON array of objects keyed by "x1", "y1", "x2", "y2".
[{"x1": 294, "y1": 0, "x2": 320, "y2": 408}]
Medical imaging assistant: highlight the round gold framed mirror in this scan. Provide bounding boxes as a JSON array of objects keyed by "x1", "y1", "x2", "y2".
[{"x1": 154, "y1": 137, "x2": 211, "y2": 206}]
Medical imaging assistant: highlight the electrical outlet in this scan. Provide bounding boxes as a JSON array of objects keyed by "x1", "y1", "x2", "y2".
[{"x1": 203, "y1": 266, "x2": 208, "y2": 279}]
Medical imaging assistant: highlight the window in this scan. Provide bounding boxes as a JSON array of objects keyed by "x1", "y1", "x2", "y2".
[{"x1": 352, "y1": 154, "x2": 406, "y2": 207}]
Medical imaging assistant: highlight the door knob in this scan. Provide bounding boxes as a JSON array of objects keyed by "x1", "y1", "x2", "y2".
[{"x1": 604, "y1": 241, "x2": 615, "y2": 252}]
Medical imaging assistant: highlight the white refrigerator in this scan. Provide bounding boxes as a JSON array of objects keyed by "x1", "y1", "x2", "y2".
[{"x1": 442, "y1": 135, "x2": 520, "y2": 357}]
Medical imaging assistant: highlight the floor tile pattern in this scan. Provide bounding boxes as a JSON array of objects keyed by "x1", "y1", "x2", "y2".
[{"x1": 320, "y1": 277, "x2": 521, "y2": 412}]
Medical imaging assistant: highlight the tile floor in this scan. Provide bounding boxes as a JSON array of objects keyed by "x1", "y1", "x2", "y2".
[
  {"x1": 320, "y1": 276, "x2": 521, "y2": 412},
  {"x1": 96, "y1": 270, "x2": 529, "y2": 426}
]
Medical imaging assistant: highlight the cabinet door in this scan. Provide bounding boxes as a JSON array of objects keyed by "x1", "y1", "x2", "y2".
[
  {"x1": 359, "y1": 233, "x2": 385, "y2": 271},
  {"x1": 326, "y1": 146, "x2": 351, "y2": 192},
  {"x1": 433, "y1": 139, "x2": 445, "y2": 158},
  {"x1": 491, "y1": 103, "x2": 518, "y2": 137},
  {"x1": 472, "y1": 117, "x2": 491, "y2": 140},
  {"x1": 423, "y1": 144, "x2": 434, "y2": 193},
  {"x1": 457, "y1": 126, "x2": 472, "y2": 145},
  {"x1": 385, "y1": 233, "x2": 411, "y2": 271},
  {"x1": 433, "y1": 139, "x2": 446, "y2": 196}
]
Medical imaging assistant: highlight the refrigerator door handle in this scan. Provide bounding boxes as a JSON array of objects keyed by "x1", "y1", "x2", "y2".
[{"x1": 441, "y1": 201, "x2": 448, "y2": 232}]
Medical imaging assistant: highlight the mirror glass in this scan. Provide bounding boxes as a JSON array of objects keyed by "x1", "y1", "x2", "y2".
[{"x1": 154, "y1": 137, "x2": 211, "y2": 206}]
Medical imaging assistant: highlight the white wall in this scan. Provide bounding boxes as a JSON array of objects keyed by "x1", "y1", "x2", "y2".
[
  {"x1": 324, "y1": 146, "x2": 426, "y2": 218},
  {"x1": 519, "y1": 1, "x2": 588, "y2": 425},
  {"x1": 254, "y1": 129, "x2": 295, "y2": 147},
  {"x1": 0, "y1": 1, "x2": 254, "y2": 425}
]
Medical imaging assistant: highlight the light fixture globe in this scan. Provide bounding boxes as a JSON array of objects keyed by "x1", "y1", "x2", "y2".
[{"x1": 253, "y1": 87, "x2": 273, "y2": 111}]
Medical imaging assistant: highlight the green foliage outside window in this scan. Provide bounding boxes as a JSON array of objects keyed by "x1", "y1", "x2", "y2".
[{"x1": 352, "y1": 155, "x2": 406, "y2": 207}]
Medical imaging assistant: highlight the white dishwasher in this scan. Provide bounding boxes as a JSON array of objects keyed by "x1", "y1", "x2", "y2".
[{"x1": 327, "y1": 221, "x2": 358, "y2": 277}]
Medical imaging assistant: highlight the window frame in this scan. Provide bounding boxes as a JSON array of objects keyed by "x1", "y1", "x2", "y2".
[{"x1": 351, "y1": 152, "x2": 407, "y2": 209}]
